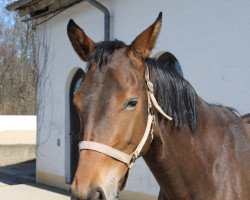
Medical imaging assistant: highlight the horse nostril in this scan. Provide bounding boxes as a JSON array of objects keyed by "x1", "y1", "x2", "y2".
[
  {"x1": 70, "y1": 187, "x2": 106, "y2": 200},
  {"x1": 91, "y1": 187, "x2": 106, "y2": 200},
  {"x1": 93, "y1": 191, "x2": 101, "y2": 199}
]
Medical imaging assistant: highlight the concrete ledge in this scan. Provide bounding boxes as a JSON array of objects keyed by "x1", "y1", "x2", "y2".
[
  {"x1": 0, "y1": 130, "x2": 36, "y2": 167},
  {"x1": 0, "y1": 144, "x2": 36, "y2": 167},
  {"x1": 0, "y1": 131, "x2": 36, "y2": 145}
]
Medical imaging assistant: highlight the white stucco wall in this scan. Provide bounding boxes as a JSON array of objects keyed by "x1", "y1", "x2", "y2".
[{"x1": 36, "y1": 0, "x2": 250, "y2": 196}]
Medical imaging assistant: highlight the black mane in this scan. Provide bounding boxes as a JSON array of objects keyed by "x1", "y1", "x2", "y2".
[
  {"x1": 87, "y1": 40, "x2": 199, "y2": 132},
  {"x1": 87, "y1": 40, "x2": 127, "y2": 69},
  {"x1": 146, "y1": 58, "x2": 199, "y2": 132}
]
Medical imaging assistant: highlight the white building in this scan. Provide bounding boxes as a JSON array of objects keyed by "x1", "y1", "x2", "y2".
[{"x1": 7, "y1": 0, "x2": 250, "y2": 197}]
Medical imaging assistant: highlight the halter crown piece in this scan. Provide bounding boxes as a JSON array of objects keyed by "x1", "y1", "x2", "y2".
[{"x1": 78, "y1": 65, "x2": 172, "y2": 168}]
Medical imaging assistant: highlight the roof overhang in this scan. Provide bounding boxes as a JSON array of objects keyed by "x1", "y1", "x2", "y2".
[
  {"x1": 6, "y1": 0, "x2": 35, "y2": 11},
  {"x1": 6, "y1": 0, "x2": 83, "y2": 22}
]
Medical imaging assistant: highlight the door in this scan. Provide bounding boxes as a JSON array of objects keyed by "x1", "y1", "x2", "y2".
[{"x1": 69, "y1": 69, "x2": 84, "y2": 182}]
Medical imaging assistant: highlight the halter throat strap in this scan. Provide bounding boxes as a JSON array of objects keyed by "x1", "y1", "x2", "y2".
[{"x1": 78, "y1": 65, "x2": 172, "y2": 168}]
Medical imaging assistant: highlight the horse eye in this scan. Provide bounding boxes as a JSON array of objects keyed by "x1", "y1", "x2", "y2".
[{"x1": 125, "y1": 98, "x2": 138, "y2": 110}]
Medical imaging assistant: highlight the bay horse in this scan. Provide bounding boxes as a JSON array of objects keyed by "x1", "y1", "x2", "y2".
[{"x1": 67, "y1": 13, "x2": 250, "y2": 200}]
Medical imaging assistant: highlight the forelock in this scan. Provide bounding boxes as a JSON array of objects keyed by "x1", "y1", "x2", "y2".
[{"x1": 87, "y1": 40, "x2": 127, "y2": 70}]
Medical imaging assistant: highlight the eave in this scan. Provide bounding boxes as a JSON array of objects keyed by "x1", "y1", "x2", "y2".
[{"x1": 6, "y1": 0, "x2": 83, "y2": 22}]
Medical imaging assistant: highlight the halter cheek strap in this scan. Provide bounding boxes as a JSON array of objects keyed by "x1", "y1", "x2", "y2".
[
  {"x1": 78, "y1": 65, "x2": 172, "y2": 168},
  {"x1": 145, "y1": 67, "x2": 173, "y2": 121}
]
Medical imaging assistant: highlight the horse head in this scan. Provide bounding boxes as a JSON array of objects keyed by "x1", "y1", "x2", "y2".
[{"x1": 67, "y1": 13, "x2": 163, "y2": 200}]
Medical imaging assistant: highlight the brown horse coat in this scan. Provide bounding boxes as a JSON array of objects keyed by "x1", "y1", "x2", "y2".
[{"x1": 67, "y1": 13, "x2": 250, "y2": 200}]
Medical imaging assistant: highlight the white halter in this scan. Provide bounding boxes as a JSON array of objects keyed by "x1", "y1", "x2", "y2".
[{"x1": 78, "y1": 66, "x2": 172, "y2": 168}]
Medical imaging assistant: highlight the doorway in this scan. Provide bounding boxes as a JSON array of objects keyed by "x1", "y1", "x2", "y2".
[{"x1": 69, "y1": 68, "x2": 84, "y2": 183}]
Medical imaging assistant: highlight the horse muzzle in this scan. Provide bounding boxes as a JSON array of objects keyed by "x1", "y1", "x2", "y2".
[{"x1": 71, "y1": 187, "x2": 106, "y2": 200}]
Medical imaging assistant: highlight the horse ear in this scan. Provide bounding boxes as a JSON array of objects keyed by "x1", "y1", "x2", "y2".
[
  {"x1": 67, "y1": 19, "x2": 95, "y2": 62},
  {"x1": 129, "y1": 12, "x2": 162, "y2": 62}
]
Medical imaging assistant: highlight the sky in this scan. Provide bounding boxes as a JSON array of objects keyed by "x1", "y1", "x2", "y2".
[
  {"x1": 0, "y1": 0, "x2": 15, "y2": 27},
  {"x1": 0, "y1": 0, "x2": 12, "y2": 10}
]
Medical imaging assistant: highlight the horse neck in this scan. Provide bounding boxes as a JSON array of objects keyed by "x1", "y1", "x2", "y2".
[{"x1": 143, "y1": 102, "x2": 216, "y2": 199}]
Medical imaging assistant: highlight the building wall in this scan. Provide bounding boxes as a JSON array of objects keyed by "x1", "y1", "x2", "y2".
[{"x1": 36, "y1": 0, "x2": 250, "y2": 196}]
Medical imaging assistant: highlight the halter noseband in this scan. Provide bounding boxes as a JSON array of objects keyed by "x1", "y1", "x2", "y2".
[{"x1": 78, "y1": 66, "x2": 172, "y2": 168}]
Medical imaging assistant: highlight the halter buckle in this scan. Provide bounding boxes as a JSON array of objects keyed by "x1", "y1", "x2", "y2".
[{"x1": 129, "y1": 154, "x2": 138, "y2": 168}]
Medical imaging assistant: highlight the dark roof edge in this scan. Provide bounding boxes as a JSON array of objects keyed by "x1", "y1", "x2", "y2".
[{"x1": 5, "y1": 0, "x2": 33, "y2": 11}]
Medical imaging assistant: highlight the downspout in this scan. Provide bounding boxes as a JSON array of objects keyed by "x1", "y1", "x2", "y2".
[{"x1": 85, "y1": 0, "x2": 110, "y2": 41}]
